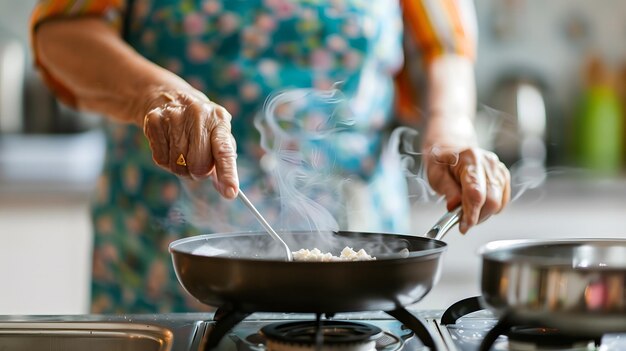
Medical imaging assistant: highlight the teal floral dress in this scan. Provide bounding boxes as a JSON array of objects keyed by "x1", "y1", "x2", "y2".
[{"x1": 90, "y1": 0, "x2": 410, "y2": 313}]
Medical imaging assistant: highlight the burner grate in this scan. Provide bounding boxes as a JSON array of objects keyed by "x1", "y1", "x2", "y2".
[
  {"x1": 261, "y1": 321, "x2": 382, "y2": 351},
  {"x1": 237, "y1": 321, "x2": 405, "y2": 351}
]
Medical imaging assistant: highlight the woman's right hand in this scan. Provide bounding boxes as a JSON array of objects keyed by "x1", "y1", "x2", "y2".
[{"x1": 140, "y1": 86, "x2": 239, "y2": 199}]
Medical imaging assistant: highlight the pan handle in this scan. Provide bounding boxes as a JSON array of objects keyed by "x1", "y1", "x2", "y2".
[{"x1": 424, "y1": 207, "x2": 462, "y2": 241}]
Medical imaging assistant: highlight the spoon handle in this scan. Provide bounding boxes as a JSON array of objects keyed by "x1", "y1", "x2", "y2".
[{"x1": 237, "y1": 190, "x2": 293, "y2": 261}]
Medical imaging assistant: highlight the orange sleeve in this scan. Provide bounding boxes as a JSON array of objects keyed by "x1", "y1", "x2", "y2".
[
  {"x1": 400, "y1": 0, "x2": 477, "y2": 62},
  {"x1": 395, "y1": 0, "x2": 477, "y2": 121},
  {"x1": 29, "y1": 0, "x2": 125, "y2": 107}
]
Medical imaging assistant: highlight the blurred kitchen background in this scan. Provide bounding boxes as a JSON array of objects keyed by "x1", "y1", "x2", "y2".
[{"x1": 1, "y1": 0, "x2": 626, "y2": 315}]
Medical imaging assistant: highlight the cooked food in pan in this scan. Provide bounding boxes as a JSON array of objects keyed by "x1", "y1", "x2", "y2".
[{"x1": 292, "y1": 247, "x2": 376, "y2": 262}]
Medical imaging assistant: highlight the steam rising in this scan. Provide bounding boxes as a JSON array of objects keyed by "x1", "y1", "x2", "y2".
[
  {"x1": 254, "y1": 87, "x2": 356, "y2": 234},
  {"x1": 180, "y1": 85, "x2": 553, "y2": 260}
]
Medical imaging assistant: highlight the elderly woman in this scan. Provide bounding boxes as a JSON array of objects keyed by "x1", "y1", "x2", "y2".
[{"x1": 30, "y1": 0, "x2": 510, "y2": 313}]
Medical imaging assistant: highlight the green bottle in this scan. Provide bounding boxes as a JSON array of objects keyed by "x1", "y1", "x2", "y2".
[{"x1": 575, "y1": 57, "x2": 624, "y2": 175}]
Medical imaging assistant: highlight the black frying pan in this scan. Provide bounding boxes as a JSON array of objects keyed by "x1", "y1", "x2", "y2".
[{"x1": 169, "y1": 208, "x2": 461, "y2": 313}]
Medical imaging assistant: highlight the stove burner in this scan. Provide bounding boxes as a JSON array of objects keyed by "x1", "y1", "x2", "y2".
[
  {"x1": 261, "y1": 321, "x2": 383, "y2": 351},
  {"x1": 507, "y1": 327, "x2": 596, "y2": 350},
  {"x1": 204, "y1": 307, "x2": 439, "y2": 350}
]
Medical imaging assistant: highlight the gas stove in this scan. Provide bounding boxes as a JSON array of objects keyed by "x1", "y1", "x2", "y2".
[
  {"x1": 201, "y1": 307, "x2": 626, "y2": 351},
  {"x1": 1, "y1": 299, "x2": 626, "y2": 351}
]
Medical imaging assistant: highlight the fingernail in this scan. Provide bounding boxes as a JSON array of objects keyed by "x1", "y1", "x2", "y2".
[{"x1": 225, "y1": 187, "x2": 237, "y2": 199}]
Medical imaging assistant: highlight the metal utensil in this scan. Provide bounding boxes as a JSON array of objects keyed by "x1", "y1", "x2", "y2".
[
  {"x1": 424, "y1": 207, "x2": 462, "y2": 241},
  {"x1": 237, "y1": 190, "x2": 293, "y2": 261}
]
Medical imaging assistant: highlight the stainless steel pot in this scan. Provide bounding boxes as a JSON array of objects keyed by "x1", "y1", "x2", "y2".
[{"x1": 479, "y1": 239, "x2": 626, "y2": 335}]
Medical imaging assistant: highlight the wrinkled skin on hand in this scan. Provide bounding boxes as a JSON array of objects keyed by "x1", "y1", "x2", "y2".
[
  {"x1": 424, "y1": 146, "x2": 511, "y2": 233},
  {"x1": 141, "y1": 87, "x2": 239, "y2": 199}
]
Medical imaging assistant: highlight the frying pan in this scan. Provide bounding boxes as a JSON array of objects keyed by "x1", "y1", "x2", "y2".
[
  {"x1": 479, "y1": 239, "x2": 626, "y2": 335},
  {"x1": 169, "y1": 208, "x2": 461, "y2": 313}
]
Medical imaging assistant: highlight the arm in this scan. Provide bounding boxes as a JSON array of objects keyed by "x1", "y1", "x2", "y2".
[
  {"x1": 34, "y1": 18, "x2": 238, "y2": 198},
  {"x1": 422, "y1": 54, "x2": 510, "y2": 233},
  {"x1": 398, "y1": 0, "x2": 510, "y2": 233}
]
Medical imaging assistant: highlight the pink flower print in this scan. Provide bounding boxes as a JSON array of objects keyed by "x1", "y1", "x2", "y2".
[
  {"x1": 187, "y1": 41, "x2": 213, "y2": 63},
  {"x1": 166, "y1": 59, "x2": 183, "y2": 74},
  {"x1": 342, "y1": 50, "x2": 362, "y2": 71},
  {"x1": 134, "y1": 0, "x2": 152, "y2": 20},
  {"x1": 226, "y1": 64, "x2": 241, "y2": 80},
  {"x1": 342, "y1": 19, "x2": 360, "y2": 38},
  {"x1": 202, "y1": 0, "x2": 222, "y2": 15},
  {"x1": 326, "y1": 34, "x2": 347, "y2": 52},
  {"x1": 183, "y1": 12, "x2": 207, "y2": 36},
  {"x1": 274, "y1": 102, "x2": 295, "y2": 121},
  {"x1": 100, "y1": 243, "x2": 119, "y2": 262},
  {"x1": 255, "y1": 13, "x2": 276, "y2": 32},
  {"x1": 264, "y1": 0, "x2": 297, "y2": 19},
  {"x1": 95, "y1": 175, "x2": 109, "y2": 204},
  {"x1": 361, "y1": 157, "x2": 375, "y2": 174},
  {"x1": 123, "y1": 164, "x2": 140, "y2": 193},
  {"x1": 313, "y1": 76, "x2": 334, "y2": 90},
  {"x1": 141, "y1": 29, "x2": 156, "y2": 47},
  {"x1": 242, "y1": 28, "x2": 269, "y2": 49},
  {"x1": 124, "y1": 215, "x2": 142, "y2": 235},
  {"x1": 161, "y1": 182, "x2": 180, "y2": 204},
  {"x1": 146, "y1": 260, "x2": 168, "y2": 299},
  {"x1": 186, "y1": 76, "x2": 206, "y2": 92},
  {"x1": 300, "y1": 8, "x2": 316, "y2": 21},
  {"x1": 258, "y1": 59, "x2": 279, "y2": 77},
  {"x1": 96, "y1": 215, "x2": 114, "y2": 235},
  {"x1": 330, "y1": 0, "x2": 347, "y2": 12},
  {"x1": 221, "y1": 98, "x2": 240, "y2": 117},
  {"x1": 92, "y1": 245, "x2": 116, "y2": 281},
  {"x1": 240, "y1": 82, "x2": 260, "y2": 102},
  {"x1": 302, "y1": 112, "x2": 327, "y2": 133},
  {"x1": 91, "y1": 295, "x2": 113, "y2": 314},
  {"x1": 218, "y1": 12, "x2": 240, "y2": 35},
  {"x1": 310, "y1": 49, "x2": 333, "y2": 70}
]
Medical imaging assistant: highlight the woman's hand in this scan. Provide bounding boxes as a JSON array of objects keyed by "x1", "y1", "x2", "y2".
[
  {"x1": 140, "y1": 86, "x2": 239, "y2": 199},
  {"x1": 424, "y1": 144, "x2": 511, "y2": 234}
]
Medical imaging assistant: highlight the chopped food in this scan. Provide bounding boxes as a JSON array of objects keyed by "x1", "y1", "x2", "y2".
[{"x1": 292, "y1": 247, "x2": 376, "y2": 262}]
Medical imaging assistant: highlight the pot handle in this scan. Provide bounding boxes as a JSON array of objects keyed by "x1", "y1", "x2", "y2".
[{"x1": 424, "y1": 207, "x2": 462, "y2": 241}]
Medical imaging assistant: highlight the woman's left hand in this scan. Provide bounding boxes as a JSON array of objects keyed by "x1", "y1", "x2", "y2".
[{"x1": 424, "y1": 145, "x2": 511, "y2": 234}]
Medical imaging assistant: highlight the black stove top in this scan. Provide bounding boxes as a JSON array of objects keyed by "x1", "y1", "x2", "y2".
[{"x1": 1, "y1": 298, "x2": 626, "y2": 351}]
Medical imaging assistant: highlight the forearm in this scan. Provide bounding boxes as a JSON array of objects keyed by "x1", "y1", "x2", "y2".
[
  {"x1": 422, "y1": 54, "x2": 478, "y2": 149},
  {"x1": 35, "y1": 17, "x2": 192, "y2": 126}
]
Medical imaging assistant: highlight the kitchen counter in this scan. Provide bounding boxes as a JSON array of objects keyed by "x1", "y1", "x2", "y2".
[{"x1": 0, "y1": 309, "x2": 447, "y2": 351}]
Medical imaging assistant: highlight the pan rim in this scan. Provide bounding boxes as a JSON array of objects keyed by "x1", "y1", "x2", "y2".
[
  {"x1": 169, "y1": 230, "x2": 447, "y2": 263},
  {"x1": 479, "y1": 238, "x2": 626, "y2": 266}
]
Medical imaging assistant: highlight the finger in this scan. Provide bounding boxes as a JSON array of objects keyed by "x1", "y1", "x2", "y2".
[
  {"x1": 144, "y1": 109, "x2": 170, "y2": 168},
  {"x1": 429, "y1": 145, "x2": 460, "y2": 166},
  {"x1": 210, "y1": 109, "x2": 239, "y2": 199},
  {"x1": 499, "y1": 162, "x2": 511, "y2": 211},
  {"x1": 186, "y1": 104, "x2": 214, "y2": 179},
  {"x1": 167, "y1": 106, "x2": 190, "y2": 177},
  {"x1": 453, "y1": 150, "x2": 487, "y2": 233},
  {"x1": 477, "y1": 153, "x2": 506, "y2": 222},
  {"x1": 427, "y1": 162, "x2": 462, "y2": 211},
  {"x1": 480, "y1": 166, "x2": 503, "y2": 223}
]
